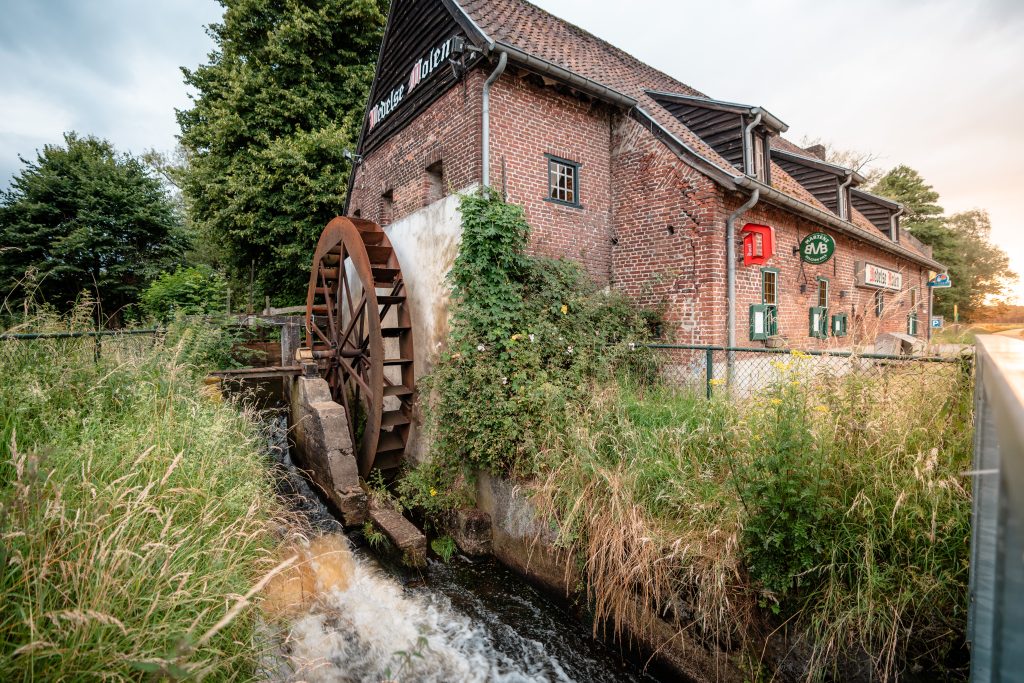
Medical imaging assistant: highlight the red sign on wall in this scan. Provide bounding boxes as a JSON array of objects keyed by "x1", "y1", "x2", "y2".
[{"x1": 741, "y1": 224, "x2": 775, "y2": 266}]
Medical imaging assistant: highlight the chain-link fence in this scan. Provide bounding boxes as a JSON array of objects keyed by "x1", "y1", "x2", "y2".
[{"x1": 649, "y1": 343, "x2": 972, "y2": 404}]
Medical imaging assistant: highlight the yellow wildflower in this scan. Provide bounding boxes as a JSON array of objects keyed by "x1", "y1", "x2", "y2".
[
  {"x1": 511, "y1": 333, "x2": 522, "y2": 341},
  {"x1": 560, "y1": 304, "x2": 568, "y2": 315},
  {"x1": 814, "y1": 405, "x2": 829, "y2": 413},
  {"x1": 709, "y1": 378, "x2": 725, "y2": 386},
  {"x1": 770, "y1": 398, "x2": 782, "y2": 406},
  {"x1": 430, "y1": 488, "x2": 437, "y2": 497},
  {"x1": 790, "y1": 380, "x2": 800, "y2": 386}
]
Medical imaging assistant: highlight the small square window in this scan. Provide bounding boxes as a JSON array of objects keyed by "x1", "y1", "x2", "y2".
[{"x1": 546, "y1": 155, "x2": 580, "y2": 207}]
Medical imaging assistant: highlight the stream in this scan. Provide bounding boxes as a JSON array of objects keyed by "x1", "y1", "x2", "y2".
[{"x1": 261, "y1": 413, "x2": 664, "y2": 683}]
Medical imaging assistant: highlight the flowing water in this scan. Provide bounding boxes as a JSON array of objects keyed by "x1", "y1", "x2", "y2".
[{"x1": 262, "y1": 414, "x2": 664, "y2": 683}]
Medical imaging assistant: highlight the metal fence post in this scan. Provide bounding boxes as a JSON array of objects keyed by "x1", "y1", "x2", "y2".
[{"x1": 706, "y1": 347, "x2": 714, "y2": 399}]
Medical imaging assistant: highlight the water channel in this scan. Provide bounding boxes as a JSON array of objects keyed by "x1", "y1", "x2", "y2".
[{"x1": 262, "y1": 413, "x2": 665, "y2": 682}]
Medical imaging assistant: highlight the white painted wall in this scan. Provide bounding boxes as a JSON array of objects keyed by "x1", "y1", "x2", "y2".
[{"x1": 382, "y1": 186, "x2": 473, "y2": 463}]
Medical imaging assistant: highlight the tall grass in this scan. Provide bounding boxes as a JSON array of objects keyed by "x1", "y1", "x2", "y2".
[
  {"x1": 530, "y1": 353, "x2": 973, "y2": 680},
  {"x1": 0, "y1": 314, "x2": 285, "y2": 679}
]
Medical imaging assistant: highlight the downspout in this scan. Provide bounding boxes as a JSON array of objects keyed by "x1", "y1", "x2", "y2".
[
  {"x1": 742, "y1": 112, "x2": 762, "y2": 174},
  {"x1": 726, "y1": 189, "x2": 760, "y2": 349},
  {"x1": 890, "y1": 206, "x2": 904, "y2": 242},
  {"x1": 481, "y1": 51, "x2": 507, "y2": 189},
  {"x1": 838, "y1": 172, "x2": 854, "y2": 221}
]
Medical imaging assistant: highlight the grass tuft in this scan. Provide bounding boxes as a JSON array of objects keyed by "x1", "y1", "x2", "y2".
[{"x1": 0, "y1": 315, "x2": 286, "y2": 679}]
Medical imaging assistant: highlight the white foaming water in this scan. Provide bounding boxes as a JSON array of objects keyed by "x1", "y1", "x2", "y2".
[{"x1": 271, "y1": 538, "x2": 573, "y2": 682}]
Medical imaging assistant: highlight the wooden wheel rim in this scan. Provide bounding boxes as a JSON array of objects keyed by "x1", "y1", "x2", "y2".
[{"x1": 304, "y1": 216, "x2": 414, "y2": 478}]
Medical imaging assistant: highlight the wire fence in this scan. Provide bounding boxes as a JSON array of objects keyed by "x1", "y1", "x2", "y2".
[
  {"x1": 0, "y1": 328, "x2": 164, "y2": 362},
  {"x1": 648, "y1": 343, "x2": 973, "y2": 405}
]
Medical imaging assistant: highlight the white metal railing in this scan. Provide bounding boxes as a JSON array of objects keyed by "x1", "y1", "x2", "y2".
[{"x1": 968, "y1": 335, "x2": 1024, "y2": 681}]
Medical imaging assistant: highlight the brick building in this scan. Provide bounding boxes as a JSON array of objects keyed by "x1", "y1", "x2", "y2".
[{"x1": 347, "y1": 0, "x2": 945, "y2": 348}]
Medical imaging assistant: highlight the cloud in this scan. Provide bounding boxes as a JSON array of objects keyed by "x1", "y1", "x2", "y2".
[{"x1": 0, "y1": 0, "x2": 221, "y2": 184}]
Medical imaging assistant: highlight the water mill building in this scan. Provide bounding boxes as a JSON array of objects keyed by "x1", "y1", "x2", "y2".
[{"x1": 345, "y1": 0, "x2": 945, "y2": 349}]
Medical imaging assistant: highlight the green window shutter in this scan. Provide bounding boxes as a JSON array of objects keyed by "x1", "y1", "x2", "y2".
[
  {"x1": 808, "y1": 306, "x2": 827, "y2": 339},
  {"x1": 907, "y1": 313, "x2": 918, "y2": 336},
  {"x1": 750, "y1": 304, "x2": 769, "y2": 341},
  {"x1": 831, "y1": 313, "x2": 848, "y2": 337}
]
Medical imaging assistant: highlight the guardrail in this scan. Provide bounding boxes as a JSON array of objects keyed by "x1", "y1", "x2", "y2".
[{"x1": 967, "y1": 335, "x2": 1024, "y2": 680}]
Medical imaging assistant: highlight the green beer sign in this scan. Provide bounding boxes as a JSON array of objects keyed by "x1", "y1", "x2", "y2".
[{"x1": 799, "y1": 232, "x2": 835, "y2": 264}]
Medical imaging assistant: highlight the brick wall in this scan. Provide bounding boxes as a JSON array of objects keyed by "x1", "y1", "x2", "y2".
[
  {"x1": 489, "y1": 74, "x2": 616, "y2": 284},
  {"x1": 349, "y1": 69, "x2": 484, "y2": 224},
  {"x1": 610, "y1": 115, "x2": 727, "y2": 345},
  {"x1": 351, "y1": 63, "x2": 931, "y2": 350},
  {"x1": 728, "y1": 198, "x2": 929, "y2": 348}
]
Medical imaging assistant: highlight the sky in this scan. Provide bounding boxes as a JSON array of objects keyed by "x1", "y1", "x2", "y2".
[{"x1": 1, "y1": 0, "x2": 1022, "y2": 303}]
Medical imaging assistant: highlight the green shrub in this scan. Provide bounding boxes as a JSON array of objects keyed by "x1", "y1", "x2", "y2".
[{"x1": 140, "y1": 265, "x2": 226, "y2": 321}]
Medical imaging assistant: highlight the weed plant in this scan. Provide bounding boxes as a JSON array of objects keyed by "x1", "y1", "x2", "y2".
[{"x1": 0, "y1": 310, "x2": 285, "y2": 679}]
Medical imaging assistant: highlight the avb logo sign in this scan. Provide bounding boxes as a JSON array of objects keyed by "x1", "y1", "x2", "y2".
[{"x1": 799, "y1": 232, "x2": 835, "y2": 265}]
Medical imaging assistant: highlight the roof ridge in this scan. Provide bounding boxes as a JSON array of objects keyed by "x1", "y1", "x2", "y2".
[{"x1": 457, "y1": 0, "x2": 707, "y2": 99}]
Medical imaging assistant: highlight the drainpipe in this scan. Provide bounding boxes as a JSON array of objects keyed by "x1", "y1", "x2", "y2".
[
  {"x1": 481, "y1": 51, "x2": 507, "y2": 189},
  {"x1": 742, "y1": 112, "x2": 762, "y2": 174},
  {"x1": 890, "y1": 206, "x2": 904, "y2": 242},
  {"x1": 838, "y1": 172, "x2": 854, "y2": 221},
  {"x1": 726, "y1": 189, "x2": 760, "y2": 350}
]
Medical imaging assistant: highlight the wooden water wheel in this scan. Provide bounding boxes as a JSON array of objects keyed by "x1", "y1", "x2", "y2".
[{"x1": 303, "y1": 217, "x2": 415, "y2": 478}]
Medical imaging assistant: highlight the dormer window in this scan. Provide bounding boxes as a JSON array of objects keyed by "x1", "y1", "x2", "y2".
[
  {"x1": 771, "y1": 148, "x2": 863, "y2": 219},
  {"x1": 851, "y1": 189, "x2": 903, "y2": 242},
  {"x1": 648, "y1": 91, "x2": 787, "y2": 178}
]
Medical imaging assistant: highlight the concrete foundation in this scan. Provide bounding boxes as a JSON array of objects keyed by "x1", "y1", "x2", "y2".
[
  {"x1": 475, "y1": 471, "x2": 745, "y2": 683},
  {"x1": 369, "y1": 500, "x2": 428, "y2": 567},
  {"x1": 288, "y1": 375, "x2": 367, "y2": 526}
]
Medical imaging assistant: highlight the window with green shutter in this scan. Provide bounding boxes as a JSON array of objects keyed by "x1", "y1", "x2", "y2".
[
  {"x1": 907, "y1": 311, "x2": 918, "y2": 336},
  {"x1": 831, "y1": 312, "x2": 848, "y2": 337},
  {"x1": 759, "y1": 267, "x2": 780, "y2": 339},
  {"x1": 809, "y1": 306, "x2": 828, "y2": 339}
]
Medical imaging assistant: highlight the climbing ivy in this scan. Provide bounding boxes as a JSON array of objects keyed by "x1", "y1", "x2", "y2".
[{"x1": 399, "y1": 189, "x2": 654, "y2": 506}]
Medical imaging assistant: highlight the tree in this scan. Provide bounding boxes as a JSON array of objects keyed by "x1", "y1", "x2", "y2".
[
  {"x1": 140, "y1": 265, "x2": 227, "y2": 321},
  {"x1": 872, "y1": 166, "x2": 1015, "y2": 320},
  {"x1": 177, "y1": 0, "x2": 387, "y2": 303},
  {"x1": 944, "y1": 210, "x2": 1015, "y2": 319},
  {"x1": 0, "y1": 133, "x2": 183, "y2": 321}
]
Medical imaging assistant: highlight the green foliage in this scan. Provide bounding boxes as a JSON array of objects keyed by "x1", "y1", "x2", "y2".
[
  {"x1": 430, "y1": 535, "x2": 457, "y2": 563},
  {"x1": 177, "y1": 0, "x2": 388, "y2": 302},
  {"x1": 363, "y1": 521, "x2": 388, "y2": 551},
  {"x1": 873, "y1": 166, "x2": 1015, "y2": 319},
  {"x1": 530, "y1": 354, "x2": 973, "y2": 680},
  {"x1": 736, "y1": 362, "x2": 834, "y2": 602},
  {"x1": 141, "y1": 266, "x2": 227, "y2": 320},
  {"x1": 0, "y1": 314, "x2": 283, "y2": 678},
  {"x1": 0, "y1": 132, "x2": 183, "y2": 319},
  {"x1": 416, "y1": 189, "x2": 653, "y2": 499}
]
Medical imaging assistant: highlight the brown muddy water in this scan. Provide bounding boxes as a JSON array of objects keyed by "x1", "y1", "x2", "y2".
[{"x1": 260, "y1": 413, "x2": 666, "y2": 683}]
